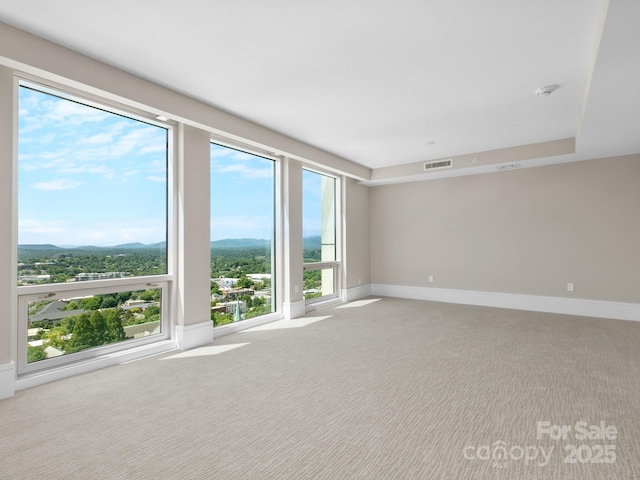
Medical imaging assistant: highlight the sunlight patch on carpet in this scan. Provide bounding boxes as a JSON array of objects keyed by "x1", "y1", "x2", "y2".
[
  {"x1": 161, "y1": 343, "x2": 250, "y2": 359},
  {"x1": 336, "y1": 298, "x2": 381, "y2": 309},
  {"x1": 243, "y1": 316, "x2": 332, "y2": 331}
]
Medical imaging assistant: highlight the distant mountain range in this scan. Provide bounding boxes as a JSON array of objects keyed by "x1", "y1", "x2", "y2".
[
  {"x1": 18, "y1": 242, "x2": 166, "y2": 252},
  {"x1": 209, "y1": 236, "x2": 322, "y2": 249},
  {"x1": 18, "y1": 235, "x2": 322, "y2": 252}
]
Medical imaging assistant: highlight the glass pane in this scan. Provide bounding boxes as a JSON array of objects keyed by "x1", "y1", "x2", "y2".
[
  {"x1": 303, "y1": 268, "x2": 335, "y2": 300},
  {"x1": 210, "y1": 144, "x2": 275, "y2": 326},
  {"x1": 27, "y1": 288, "x2": 162, "y2": 363},
  {"x1": 18, "y1": 84, "x2": 168, "y2": 285},
  {"x1": 303, "y1": 170, "x2": 336, "y2": 262}
]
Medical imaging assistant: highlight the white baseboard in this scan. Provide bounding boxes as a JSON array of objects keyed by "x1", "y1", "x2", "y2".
[
  {"x1": 213, "y1": 312, "x2": 283, "y2": 338},
  {"x1": 175, "y1": 320, "x2": 213, "y2": 350},
  {"x1": 283, "y1": 300, "x2": 306, "y2": 319},
  {"x1": 342, "y1": 284, "x2": 372, "y2": 303},
  {"x1": 371, "y1": 284, "x2": 640, "y2": 322},
  {"x1": 0, "y1": 361, "x2": 16, "y2": 400}
]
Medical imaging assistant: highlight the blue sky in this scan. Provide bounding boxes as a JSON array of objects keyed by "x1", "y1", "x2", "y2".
[
  {"x1": 19, "y1": 84, "x2": 323, "y2": 246},
  {"x1": 210, "y1": 144, "x2": 274, "y2": 241},
  {"x1": 18, "y1": 85, "x2": 167, "y2": 246},
  {"x1": 210, "y1": 144, "x2": 323, "y2": 240}
]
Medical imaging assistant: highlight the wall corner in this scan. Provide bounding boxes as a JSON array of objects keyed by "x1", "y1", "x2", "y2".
[{"x1": 0, "y1": 361, "x2": 16, "y2": 400}]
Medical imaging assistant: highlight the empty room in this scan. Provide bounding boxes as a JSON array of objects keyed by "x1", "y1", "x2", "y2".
[{"x1": 1, "y1": 1, "x2": 639, "y2": 478}]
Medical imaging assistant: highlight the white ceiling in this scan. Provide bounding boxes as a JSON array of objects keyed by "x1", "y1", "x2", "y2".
[{"x1": 0, "y1": 0, "x2": 638, "y2": 174}]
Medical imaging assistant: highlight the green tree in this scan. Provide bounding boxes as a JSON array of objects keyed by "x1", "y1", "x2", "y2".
[
  {"x1": 90, "y1": 310, "x2": 107, "y2": 345},
  {"x1": 212, "y1": 311, "x2": 233, "y2": 327},
  {"x1": 44, "y1": 322, "x2": 72, "y2": 349},
  {"x1": 240, "y1": 294, "x2": 253, "y2": 308},
  {"x1": 61, "y1": 301, "x2": 79, "y2": 311},
  {"x1": 303, "y1": 270, "x2": 321, "y2": 290},
  {"x1": 236, "y1": 275, "x2": 254, "y2": 289},
  {"x1": 122, "y1": 307, "x2": 142, "y2": 326},
  {"x1": 60, "y1": 315, "x2": 77, "y2": 333},
  {"x1": 79, "y1": 296, "x2": 102, "y2": 311},
  {"x1": 104, "y1": 309, "x2": 126, "y2": 343},
  {"x1": 27, "y1": 345, "x2": 48, "y2": 363},
  {"x1": 139, "y1": 289, "x2": 159, "y2": 301},
  {"x1": 67, "y1": 313, "x2": 96, "y2": 352},
  {"x1": 100, "y1": 296, "x2": 118, "y2": 308},
  {"x1": 116, "y1": 291, "x2": 132, "y2": 304},
  {"x1": 144, "y1": 305, "x2": 161, "y2": 321},
  {"x1": 244, "y1": 304, "x2": 272, "y2": 319}
]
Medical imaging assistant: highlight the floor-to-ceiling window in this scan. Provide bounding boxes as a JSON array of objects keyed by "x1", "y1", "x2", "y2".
[
  {"x1": 302, "y1": 169, "x2": 339, "y2": 302},
  {"x1": 17, "y1": 82, "x2": 172, "y2": 374},
  {"x1": 210, "y1": 143, "x2": 276, "y2": 326}
]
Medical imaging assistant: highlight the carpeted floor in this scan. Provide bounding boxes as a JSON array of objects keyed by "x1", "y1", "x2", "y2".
[{"x1": 2, "y1": 296, "x2": 640, "y2": 479}]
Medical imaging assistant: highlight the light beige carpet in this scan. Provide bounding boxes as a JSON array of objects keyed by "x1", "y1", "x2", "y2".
[{"x1": 2, "y1": 296, "x2": 640, "y2": 479}]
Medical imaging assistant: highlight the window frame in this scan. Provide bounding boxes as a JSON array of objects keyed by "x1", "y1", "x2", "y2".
[
  {"x1": 209, "y1": 140, "x2": 280, "y2": 326},
  {"x1": 17, "y1": 276, "x2": 172, "y2": 375},
  {"x1": 15, "y1": 77, "x2": 176, "y2": 376},
  {"x1": 302, "y1": 167, "x2": 341, "y2": 305}
]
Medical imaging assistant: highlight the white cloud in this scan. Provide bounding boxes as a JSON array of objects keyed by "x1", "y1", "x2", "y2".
[
  {"x1": 58, "y1": 164, "x2": 111, "y2": 175},
  {"x1": 216, "y1": 163, "x2": 273, "y2": 179},
  {"x1": 232, "y1": 151, "x2": 254, "y2": 161},
  {"x1": 18, "y1": 162, "x2": 39, "y2": 172},
  {"x1": 147, "y1": 175, "x2": 166, "y2": 183},
  {"x1": 19, "y1": 218, "x2": 166, "y2": 247},
  {"x1": 31, "y1": 178, "x2": 83, "y2": 190},
  {"x1": 38, "y1": 151, "x2": 69, "y2": 162},
  {"x1": 19, "y1": 219, "x2": 69, "y2": 237},
  {"x1": 210, "y1": 149, "x2": 229, "y2": 158},
  {"x1": 140, "y1": 143, "x2": 167, "y2": 154},
  {"x1": 76, "y1": 219, "x2": 165, "y2": 246},
  {"x1": 44, "y1": 99, "x2": 111, "y2": 125},
  {"x1": 78, "y1": 132, "x2": 114, "y2": 146},
  {"x1": 147, "y1": 159, "x2": 167, "y2": 173},
  {"x1": 106, "y1": 126, "x2": 164, "y2": 158}
]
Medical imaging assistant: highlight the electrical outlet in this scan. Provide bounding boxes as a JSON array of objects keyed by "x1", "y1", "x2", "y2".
[
  {"x1": 294, "y1": 284, "x2": 300, "y2": 293},
  {"x1": 567, "y1": 282, "x2": 574, "y2": 292},
  {"x1": 428, "y1": 275, "x2": 434, "y2": 283},
  {"x1": 358, "y1": 278, "x2": 362, "y2": 285}
]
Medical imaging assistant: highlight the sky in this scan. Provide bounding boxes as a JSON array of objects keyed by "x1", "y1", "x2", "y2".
[
  {"x1": 18, "y1": 85, "x2": 168, "y2": 246},
  {"x1": 210, "y1": 144, "x2": 324, "y2": 241},
  {"x1": 18, "y1": 84, "x2": 324, "y2": 247},
  {"x1": 210, "y1": 144, "x2": 275, "y2": 241}
]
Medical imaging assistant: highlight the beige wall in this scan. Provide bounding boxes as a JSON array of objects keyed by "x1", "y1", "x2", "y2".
[
  {"x1": 344, "y1": 178, "x2": 371, "y2": 289},
  {"x1": 0, "y1": 66, "x2": 15, "y2": 370},
  {"x1": 370, "y1": 155, "x2": 640, "y2": 303}
]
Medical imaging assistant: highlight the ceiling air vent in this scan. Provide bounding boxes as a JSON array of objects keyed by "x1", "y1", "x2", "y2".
[{"x1": 424, "y1": 159, "x2": 453, "y2": 171}]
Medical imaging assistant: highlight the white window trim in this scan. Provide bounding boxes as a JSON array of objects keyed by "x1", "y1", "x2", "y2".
[
  {"x1": 210, "y1": 140, "x2": 281, "y2": 322},
  {"x1": 15, "y1": 78, "x2": 176, "y2": 380},
  {"x1": 302, "y1": 168, "x2": 343, "y2": 306},
  {"x1": 302, "y1": 261, "x2": 341, "y2": 305},
  {"x1": 17, "y1": 277, "x2": 173, "y2": 376}
]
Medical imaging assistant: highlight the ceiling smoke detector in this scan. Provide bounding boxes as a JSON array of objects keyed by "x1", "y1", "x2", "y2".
[{"x1": 535, "y1": 85, "x2": 560, "y2": 97}]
